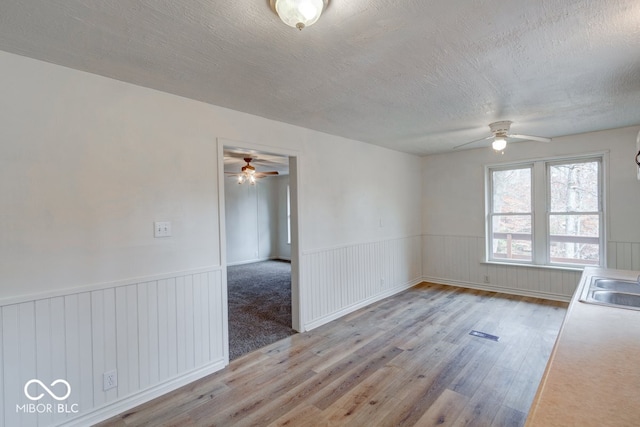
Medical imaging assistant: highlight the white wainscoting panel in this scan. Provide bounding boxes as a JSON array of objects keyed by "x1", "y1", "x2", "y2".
[
  {"x1": 0, "y1": 268, "x2": 225, "y2": 427},
  {"x1": 608, "y1": 241, "x2": 640, "y2": 271},
  {"x1": 422, "y1": 235, "x2": 584, "y2": 300},
  {"x1": 301, "y1": 235, "x2": 422, "y2": 330}
]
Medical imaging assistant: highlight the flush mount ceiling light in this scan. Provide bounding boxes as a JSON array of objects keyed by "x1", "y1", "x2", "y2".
[{"x1": 270, "y1": 0, "x2": 329, "y2": 30}]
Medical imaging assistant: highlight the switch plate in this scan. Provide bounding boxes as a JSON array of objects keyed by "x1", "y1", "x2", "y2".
[{"x1": 154, "y1": 221, "x2": 172, "y2": 238}]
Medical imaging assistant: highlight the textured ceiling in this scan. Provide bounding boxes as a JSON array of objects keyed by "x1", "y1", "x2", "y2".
[{"x1": 0, "y1": 0, "x2": 639, "y2": 154}]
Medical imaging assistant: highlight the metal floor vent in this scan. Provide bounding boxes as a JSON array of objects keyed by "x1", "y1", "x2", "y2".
[{"x1": 469, "y1": 330, "x2": 500, "y2": 342}]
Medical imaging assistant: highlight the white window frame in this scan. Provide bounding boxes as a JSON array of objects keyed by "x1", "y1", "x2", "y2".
[
  {"x1": 485, "y1": 152, "x2": 607, "y2": 269},
  {"x1": 487, "y1": 163, "x2": 535, "y2": 264}
]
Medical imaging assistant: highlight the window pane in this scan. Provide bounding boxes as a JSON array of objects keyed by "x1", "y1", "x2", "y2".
[
  {"x1": 492, "y1": 215, "x2": 532, "y2": 261},
  {"x1": 549, "y1": 214, "x2": 599, "y2": 265},
  {"x1": 492, "y1": 168, "x2": 531, "y2": 213},
  {"x1": 549, "y1": 161, "x2": 599, "y2": 212}
]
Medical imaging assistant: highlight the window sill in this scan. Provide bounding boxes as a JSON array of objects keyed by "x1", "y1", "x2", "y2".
[{"x1": 481, "y1": 260, "x2": 586, "y2": 272}]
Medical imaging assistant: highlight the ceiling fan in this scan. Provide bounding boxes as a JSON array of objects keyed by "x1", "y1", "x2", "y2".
[
  {"x1": 226, "y1": 157, "x2": 279, "y2": 184},
  {"x1": 454, "y1": 121, "x2": 552, "y2": 151}
]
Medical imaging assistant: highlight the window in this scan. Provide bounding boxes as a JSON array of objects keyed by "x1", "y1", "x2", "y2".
[
  {"x1": 487, "y1": 155, "x2": 604, "y2": 267},
  {"x1": 489, "y1": 166, "x2": 533, "y2": 262}
]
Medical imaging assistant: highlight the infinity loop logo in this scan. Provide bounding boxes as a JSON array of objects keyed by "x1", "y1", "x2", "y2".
[{"x1": 24, "y1": 379, "x2": 71, "y2": 401}]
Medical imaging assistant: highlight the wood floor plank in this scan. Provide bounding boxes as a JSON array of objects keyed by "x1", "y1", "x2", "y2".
[
  {"x1": 413, "y1": 389, "x2": 469, "y2": 426},
  {"x1": 449, "y1": 340, "x2": 504, "y2": 398},
  {"x1": 323, "y1": 365, "x2": 407, "y2": 426},
  {"x1": 98, "y1": 283, "x2": 567, "y2": 427},
  {"x1": 213, "y1": 347, "x2": 399, "y2": 426},
  {"x1": 308, "y1": 327, "x2": 387, "y2": 373},
  {"x1": 490, "y1": 404, "x2": 526, "y2": 427},
  {"x1": 379, "y1": 341, "x2": 485, "y2": 426},
  {"x1": 267, "y1": 404, "x2": 326, "y2": 427},
  {"x1": 451, "y1": 391, "x2": 503, "y2": 427},
  {"x1": 188, "y1": 366, "x2": 318, "y2": 425},
  {"x1": 93, "y1": 375, "x2": 230, "y2": 427},
  {"x1": 310, "y1": 345, "x2": 404, "y2": 411}
]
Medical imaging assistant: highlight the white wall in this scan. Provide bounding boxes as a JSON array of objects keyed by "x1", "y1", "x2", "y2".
[
  {"x1": 224, "y1": 176, "x2": 285, "y2": 265},
  {"x1": 422, "y1": 126, "x2": 640, "y2": 300},
  {"x1": 1, "y1": 59, "x2": 221, "y2": 298},
  {"x1": 0, "y1": 50, "x2": 423, "y2": 426},
  {"x1": 302, "y1": 139, "x2": 422, "y2": 249}
]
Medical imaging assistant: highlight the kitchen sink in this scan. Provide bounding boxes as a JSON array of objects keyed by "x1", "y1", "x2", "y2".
[
  {"x1": 590, "y1": 291, "x2": 640, "y2": 308},
  {"x1": 580, "y1": 277, "x2": 640, "y2": 311},
  {"x1": 593, "y1": 278, "x2": 640, "y2": 294}
]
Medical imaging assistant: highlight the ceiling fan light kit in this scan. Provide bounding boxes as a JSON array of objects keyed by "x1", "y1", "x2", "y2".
[
  {"x1": 271, "y1": 0, "x2": 328, "y2": 30},
  {"x1": 454, "y1": 120, "x2": 551, "y2": 152},
  {"x1": 228, "y1": 157, "x2": 279, "y2": 185},
  {"x1": 237, "y1": 164, "x2": 257, "y2": 184},
  {"x1": 492, "y1": 137, "x2": 507, "y2": 151},
  {"x1": 489, "y1": 120, "x2": 510, "y2": 152}
]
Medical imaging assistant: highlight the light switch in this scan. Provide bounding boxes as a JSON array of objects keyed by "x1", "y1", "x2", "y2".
[{"x1": 154, "y1": 221, "x2": 172, "y2": 238}]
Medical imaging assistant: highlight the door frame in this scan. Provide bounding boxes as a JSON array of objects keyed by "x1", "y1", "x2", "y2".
[{"x1": 216, "y1": 138, "x2": 303, "y2": 363}]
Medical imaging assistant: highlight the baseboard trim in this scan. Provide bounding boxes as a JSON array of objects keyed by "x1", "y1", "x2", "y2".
[
  {"x1": 422, "y1": 276, "x2": 572, "y2": 303},
  {"x1": 58, "y1": 359, "x2": 226, "y2": 427},
  {"x1": 303, "y1": 277, "x2": 422, "y2": 331}
]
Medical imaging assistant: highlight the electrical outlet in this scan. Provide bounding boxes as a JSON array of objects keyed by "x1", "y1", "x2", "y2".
[
  {"x1": 103, "y1": 370, "x2": 117, "y2": 391},
  {"x1": 483, "y1": 275, "x2": 490, "y2": 284},
  {"x1": 380, "y1": 277, "x2": 385, "y2": 288}
]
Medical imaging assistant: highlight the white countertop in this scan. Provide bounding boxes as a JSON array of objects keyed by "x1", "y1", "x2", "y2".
[{"x1": 526, "y1": 267, "x2": 640, "y2": 426}]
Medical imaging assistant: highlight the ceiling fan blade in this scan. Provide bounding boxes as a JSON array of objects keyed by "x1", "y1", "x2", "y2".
[
  {"x1": 255, "y1": 171, "x2": 279, "y2": 178},
  {"x1": 509, "y1": 134, "x2": 552, "y2": 143},
  {"x1": 453, "y1": 135, "x2": 493, "y2": 150}
]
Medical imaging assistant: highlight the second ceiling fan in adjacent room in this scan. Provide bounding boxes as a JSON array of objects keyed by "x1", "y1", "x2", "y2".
[{"x1": 226, "y1": 157, "x2": 279, "y2": 184}]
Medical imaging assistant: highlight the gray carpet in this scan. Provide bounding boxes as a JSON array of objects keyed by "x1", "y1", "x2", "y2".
[{"x1": 227, "y1": 260, "x2": 296, "y2": 360}]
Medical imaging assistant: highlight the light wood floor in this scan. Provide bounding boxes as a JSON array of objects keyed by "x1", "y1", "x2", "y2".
[{"x1": 97, "y1": 283, "x2": 567, "y2": 427}]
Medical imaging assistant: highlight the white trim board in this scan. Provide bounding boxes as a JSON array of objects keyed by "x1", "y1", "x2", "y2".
[
  {"x1": 0, "y1": 265, "x2": 223, "y2": 307},
  {"x1": 302, "y1": 234, "x2": 424, "y2": 256}
]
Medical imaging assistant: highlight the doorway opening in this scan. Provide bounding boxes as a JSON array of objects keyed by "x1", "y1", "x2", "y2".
[
  {"x1": 220, "y1": 144, "x2": 300, "y2": 360},
  {"x1": 226, "y1": 260, "x2": 293, "y2": 360}
]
